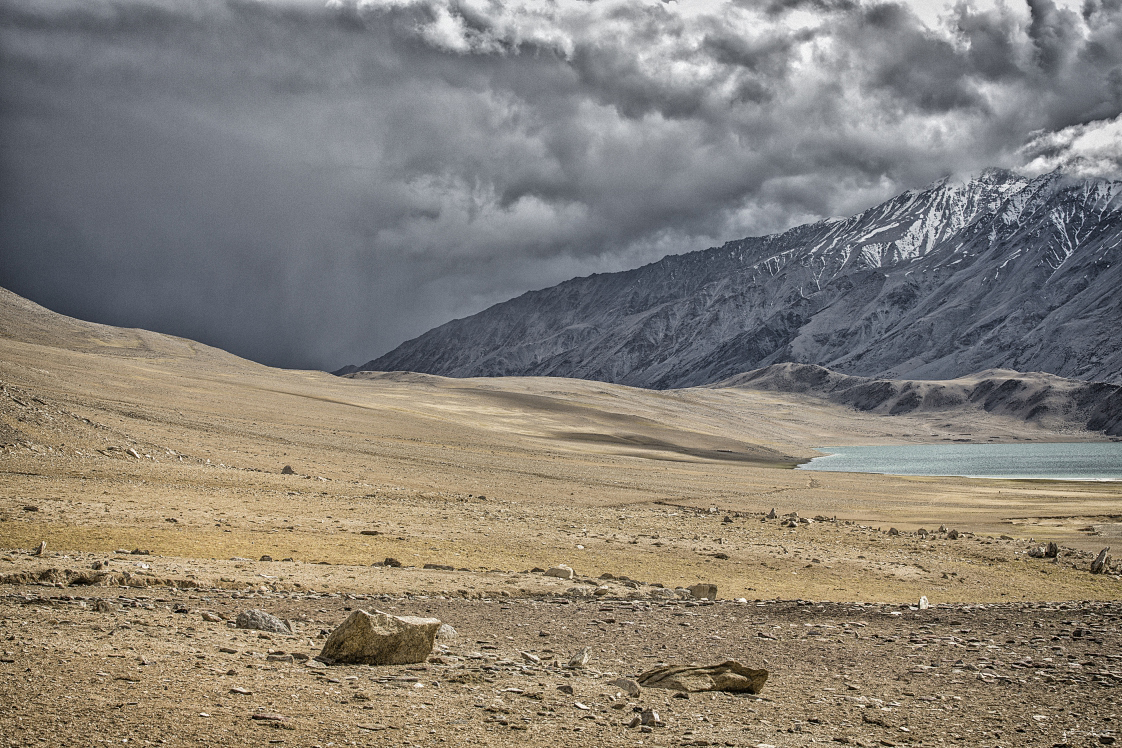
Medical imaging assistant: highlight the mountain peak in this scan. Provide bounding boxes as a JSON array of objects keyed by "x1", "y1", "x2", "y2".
[{"x1": 349, "y1": 170, "x2": 1122, "y2": 388}]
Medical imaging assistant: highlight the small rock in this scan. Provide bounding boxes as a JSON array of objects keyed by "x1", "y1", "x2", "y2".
[
  {"x1": 687, "y1": 583, "x2": 717, "y2": 600},
  {"x1": 947, "y1": 529, "x2": 960, "y2": 540},
  {"x1": 609, "y1": 677, "x2": 641, "y2": 697},
  {"x1": 33, "y1": 541, "x2": 46, "y2": 556},
  {"x1": 319, "y1": 609, "x2": 441, "y2": 666},
  {"x1": 235, "y1": 609, "x2": 293, "y2": 635},
  {"x1": 383, "y1": 558, "x2": 403, "y2": 568},
  {"x1": 545, "y1": 565, "x2": 575, "y2": 579},
  {"x1": 918, "y1": 596, "x2": 929, "y2": 610},
  {"x1": 557, "y1": 683, "x2": 574, "y2": 695},
  {"x1": 888, "y1": 527, "x2": 899, "y2": 536},
  {"x1": 229, "y1": 687, "x2": 251, "y2": 695},
  {"x1": 423, "y1": 563, "x2": 455, "y2": 571},
  {"x1": 259, "y1": 555, "x2": 273, "y2": 562},
  {"x1": 281, "y1": 465, "x2": 295, "y2": 475},
  {"x1": 435, "y1": 623, "x2": 457, "y2": 641},
  {"x1": 521, "y1": 651, "x2": 541, "y2": 665},
  {"x1": 568, "y1": 647, "x2": 592, "y2": 668},
  {"x1": 640, "y1": 708, "x2": 662, "y2": 726},
  {"x1": 766, "y1": 508, "x2": 778, "y2": 519},
  {"x1": 1091, "y1": 547, "x2": 1111, "y2": 575},
  {"x1": 1045, "y1": 542, "x2": 1059, "y2": 558}
]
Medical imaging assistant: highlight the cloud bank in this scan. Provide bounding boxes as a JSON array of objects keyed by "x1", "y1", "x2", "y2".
[{"x1": 1, "y1": 0, "x2": 1121, "y2": 369}]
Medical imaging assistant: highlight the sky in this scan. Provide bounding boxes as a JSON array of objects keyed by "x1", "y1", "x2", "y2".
[{"x1": 2, "y1": 0, "x2": 1122, "y2": 371}]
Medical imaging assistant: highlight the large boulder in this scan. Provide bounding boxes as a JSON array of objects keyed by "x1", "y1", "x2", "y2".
[
  {"x1": 319, "y1": 610, "x2": 441, "y2": 665},
  {"x1": 235, "y1": 609, "x2": 292, "y2": 635},
  {"x1": 637, "y1": 661, "x2": 768, "y2": 693}
]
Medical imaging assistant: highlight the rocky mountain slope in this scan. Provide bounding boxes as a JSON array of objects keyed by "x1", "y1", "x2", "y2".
[
  {"x1": 352, "y1": 170, "x2": 1122, "y2": 388},
  {"x1": 720, "y1": 363, "x2": 1122, "y2": 437}
]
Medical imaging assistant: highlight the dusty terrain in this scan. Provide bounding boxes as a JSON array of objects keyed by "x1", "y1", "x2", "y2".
[{"x1": 1, "y1": 287, "x2": 1121, "y2": 747}]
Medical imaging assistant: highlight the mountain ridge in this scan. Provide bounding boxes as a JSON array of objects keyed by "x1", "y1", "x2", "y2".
[{"x1": 349, "y1": 169, "x2": 1122, "y2": 387}]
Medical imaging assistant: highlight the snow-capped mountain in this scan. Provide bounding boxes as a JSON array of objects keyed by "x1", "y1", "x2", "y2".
[{"x1": 348, "y1": 170, "x2": 1122, "y2": 388}]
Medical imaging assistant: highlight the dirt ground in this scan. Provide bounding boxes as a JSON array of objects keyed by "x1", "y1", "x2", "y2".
[{"x1": 2, "y1": 288, "x2": 1121, "y2": 747}]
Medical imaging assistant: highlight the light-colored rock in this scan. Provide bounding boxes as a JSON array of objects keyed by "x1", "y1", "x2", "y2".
[
  {"x1": 201, "y1": 611, "x2": 222, "y2": 622},
  {"x1": 33, "y1": 541, "x2": 46, "y2": 556},
  {"x1": 545, "y1": 565, "x2": 574, "y2": 579},
  {"x1": 687, "y1": 583, "x2": 717, "y2": 600},
  {"x1": 235, "y1": 609, "x2": 292, "y2": 635},
  {"x1": 436, "y1": 623, "x2": 457, "y2": 641},
  {"x1": 918, "y1": 596, "x2": 929, "y2": 610},
  {"x1": 637, "y1": 660, "x2": 768, "y2": 694},
  {"x1": 567, "y1": 646, "x2": 591, "y2": 668},
  {"x1": 319, "y1": 609, "x2": 441, "y2": 666},
  {"x1": 609, "y1": 677, "x2": 641, "y2": 697},
  {"x1": 520, "y1": 651, "x2": 541, "y2": 665}
]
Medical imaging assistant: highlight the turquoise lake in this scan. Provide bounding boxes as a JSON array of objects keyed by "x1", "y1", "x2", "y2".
[{"x1": 797, "y1": 442, "x2": 1122, "y2": 481}]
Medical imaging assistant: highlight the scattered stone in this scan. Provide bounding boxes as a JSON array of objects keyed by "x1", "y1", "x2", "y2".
[
  {"x1": 688, "y1": 583, "x2": 717, "y2": 600},
  {"x1": 568, "y1": 647, "x2": 592, "y2": 668},
  {"x1": 130, "y1": 549, "x2": 151, "y2": 556},
  {"x1": 766, "y1": 508, "x2": 778, "y2": 519},
  {"x1": 1091, "y1": 548, "x2": 1111, "y2": 575},
  {"x1": 424, "y1": 563, "x2": 455, "y2": 571},
  {"x1": 938, "y1": 525, "x2": 948, "y2": 533},
  {"x1": 609, "y1": 677, "x2": 641, "y2": 697},
  {"x1": 545, "y1": 565, "x2": 575, "y2": 579},
  {"x1": 250, "y1": 713, "x2": 289, "y2": 722},
  {"x1": 33, "y1": 541, "x2": 46, "y2": 556},
  {"x1": 383, "y1": 558, "x2": 403, "y2": 568},
  {"x1": 888, "y1": 527, "x2": 899, "y2": 536},
  {"x1": 235, "y1": 609, "x2": 293, "y2": 636},
  {"x1": 557, "y1": 684, "x2": 574, "y2": 695},
  {"x1": 93, "y1": 600, "x2": 114, "y2": 613},
  {"x1": 359, "y1": 530, "x2": 382, "y2": 536},
  {"x1": 259, "y1": 555, "x2": 273, "y2": 562},
  {"x1": 1045, "y1": 542, "x2": 1059, "y2": 558},
  {"x1": 229, "y1": 687, "x2": 252, "y2": 695},
  {"x1": 521, "y1": 651, "x2": 541, "y2": 665},
  {"x1": 947, "y1": 529, "x2": 960, "y2": 540},
  {"x1": 1029, "y1": 545, "x2": 1048, "y2": 558},
  {"x1": 637, "y1": 661, "x2": 768, "y2": 694},
  {"x1": 22, "y1": 505, "x2": 39, "y2": 512},
  {"x1": 640, "y1": 708, "x2": 662, "y2": 726},
  {"x1": 201, "y1": 611, "x2": 223, "y2": 622},
  {"x1": 281, "y1": 465, "x2": 295, "y2": 475},
  {"x1": 319, "y1": 609, "x2": 441, "y2": 666}
]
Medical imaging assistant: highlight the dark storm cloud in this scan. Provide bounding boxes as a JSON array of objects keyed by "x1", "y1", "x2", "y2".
[{"x1": 2, "y1": 0, "x2": 1122, "y2": 370}]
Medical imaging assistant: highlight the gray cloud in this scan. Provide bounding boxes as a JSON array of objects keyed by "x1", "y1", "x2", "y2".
[{"x1": 1, "y1": 0, "x2": 1121, "y2": 370}]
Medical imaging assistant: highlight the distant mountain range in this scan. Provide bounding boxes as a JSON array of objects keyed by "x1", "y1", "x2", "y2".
[{"x1": 343, "y1": 170, "x2": 1122, "y2": 388}]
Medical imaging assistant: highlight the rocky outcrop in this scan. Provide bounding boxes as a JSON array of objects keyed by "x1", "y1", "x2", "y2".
[{"x1": 722, "y1": 363, "x2": 1122, "y2": 435}]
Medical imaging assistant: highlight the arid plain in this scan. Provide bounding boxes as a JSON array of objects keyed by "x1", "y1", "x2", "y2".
[{"x1": 2, "y1": 287, "x2": 1120, "y2": 747}]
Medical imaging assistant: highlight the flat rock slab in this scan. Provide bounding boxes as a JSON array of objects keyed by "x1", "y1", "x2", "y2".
[
  {"x1": 319, "y1": 609, "x2": 441, "y2": 666},
  {"x1": 637, "y1": 660, "x2": 768, "y2": 694}
]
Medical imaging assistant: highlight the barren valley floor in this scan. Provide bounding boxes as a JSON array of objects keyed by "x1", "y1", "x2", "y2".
[{"x1": 1, "y1": 289, "x2": 1121, "y2": 746}]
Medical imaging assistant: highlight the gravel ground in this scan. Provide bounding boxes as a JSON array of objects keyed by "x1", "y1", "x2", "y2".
[{"x1": 2, "y1": 577, "x2": 1120, "y2": 748}]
